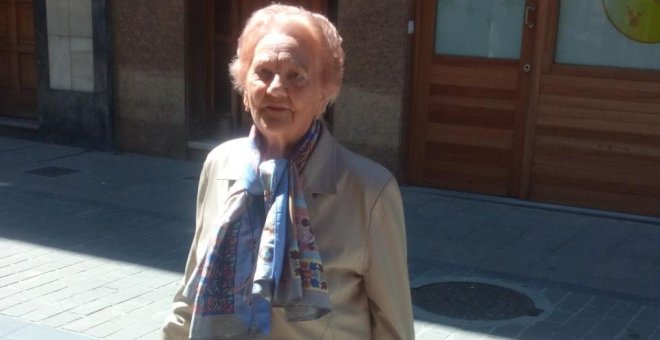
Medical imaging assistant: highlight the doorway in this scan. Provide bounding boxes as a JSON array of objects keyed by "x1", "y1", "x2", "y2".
[
  {"x1": 186, "y1": 0, "x2": 330, "y2": 155},
  {"x1": 0, "y1": 0, "x2": 38, "y2": 119}
]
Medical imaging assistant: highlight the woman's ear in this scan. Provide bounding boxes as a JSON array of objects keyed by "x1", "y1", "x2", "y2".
[
  {"x1": 316, "y1": 91, "x2": 327, "y2": 118},
  {"x1": 243, "y1": 93, "x2": 250, "y2": 112}
]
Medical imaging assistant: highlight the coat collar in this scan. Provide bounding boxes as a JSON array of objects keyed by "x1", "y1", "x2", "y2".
[
  {"x1": 302, "y1": 124, "x2": 337, "y2": 195},
  {"x1": 214, "y1": 124, "x2": 337, "y2": 195}
]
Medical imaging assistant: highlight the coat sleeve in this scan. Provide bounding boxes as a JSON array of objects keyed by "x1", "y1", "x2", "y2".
[
  {"x1": 363, "y1": 177, "x2": 414, "y2": 340},
  {"x1": 160, "y1": 158, "x2": 211, "y2": 340}
]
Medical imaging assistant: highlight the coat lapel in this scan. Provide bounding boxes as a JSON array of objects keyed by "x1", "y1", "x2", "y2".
[
  {"x1": 214, "y1": 138, "x2": 252, "y2": 181},
  {"x1": 302, "y1": 125, "x2": 337, "y2": 195}
]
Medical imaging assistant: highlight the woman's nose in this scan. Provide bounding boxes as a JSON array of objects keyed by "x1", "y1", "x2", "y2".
[{"x1": 266, "y1": 74, "x2": 287, "y2": 97}]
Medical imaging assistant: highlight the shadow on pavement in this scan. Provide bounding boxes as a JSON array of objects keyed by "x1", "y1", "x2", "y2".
[{"x1": 0, "y1": 186, "x2": 194, "y2": 274}]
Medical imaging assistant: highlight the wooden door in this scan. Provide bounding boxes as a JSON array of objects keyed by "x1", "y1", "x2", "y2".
[
  {"x1": 525, "y1": 1, "x2": 660, "y2": 216},
  {"x1": 407, "y1": 0, "x2": 538, "y2": 196},
  {"x1": 192, "y1": 0, "x2": 328, "y2": 145},
  {"x1": 0, "y1": 0, "x2": 37, "y2": 119}
]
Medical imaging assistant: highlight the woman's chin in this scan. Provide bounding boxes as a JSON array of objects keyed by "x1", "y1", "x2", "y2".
[
  {"x1": 258, "y1": 118, "x2": 289, "y2": 132},
  {"x1": 256, "y1": 119, "x2": 294, "y2": 139}
]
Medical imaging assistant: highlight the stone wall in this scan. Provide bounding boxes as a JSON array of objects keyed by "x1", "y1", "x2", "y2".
[
  {"x1": 334, "y1": 0, "x2": 411, "y2": 177},
  {"x1": 112, "y1": 0, "x2": 186, "y2": 157}
]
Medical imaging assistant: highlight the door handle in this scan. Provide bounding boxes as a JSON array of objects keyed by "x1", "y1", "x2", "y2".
[{"x1": 525, "y1": 4, "x2": 536, "y2": 28}]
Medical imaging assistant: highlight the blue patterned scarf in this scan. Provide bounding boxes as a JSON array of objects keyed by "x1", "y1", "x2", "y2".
[{"x1": 183, "y1": 120, "x2": 331, "y2": 339}]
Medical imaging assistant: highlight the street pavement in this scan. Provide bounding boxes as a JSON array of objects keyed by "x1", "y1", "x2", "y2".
[{"x1": 1, "y1": 135, "x2": 660, "y2": 339}]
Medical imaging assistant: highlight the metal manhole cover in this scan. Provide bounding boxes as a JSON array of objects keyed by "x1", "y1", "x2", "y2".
[
  {"x1": 412, "y1": 281, "x2": 543, "y2": 321},
  {"x1": 24, "y1": 166, "x2": 81, "y2": 178}
]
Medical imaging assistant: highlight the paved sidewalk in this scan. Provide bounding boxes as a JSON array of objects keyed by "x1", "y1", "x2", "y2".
[
  {"x1": 1, "y1": 136, "x2": 660, "y2": 339},
  {"x1": 405, "y1": 189, "x2": 660, "y2": 340}
]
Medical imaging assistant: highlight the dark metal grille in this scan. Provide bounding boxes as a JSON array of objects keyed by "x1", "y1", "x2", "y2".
[{"x1": 412, "y1": 281, "x2": 543, "y2": 321}]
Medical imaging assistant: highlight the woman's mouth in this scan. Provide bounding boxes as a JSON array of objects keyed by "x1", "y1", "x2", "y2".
[{"x1": 265, "y1": 105, "x2": 289, "y2": 112}]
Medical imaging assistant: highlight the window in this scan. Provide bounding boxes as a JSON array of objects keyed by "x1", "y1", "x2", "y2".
[
  {"x1": 434, "y1": 0, "x2": 525, "y2": 59},
  {"x1": 555, "y1": 0, "x2": 660, "y2": 71}
]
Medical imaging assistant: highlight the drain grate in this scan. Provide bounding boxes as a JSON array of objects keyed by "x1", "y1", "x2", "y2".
[
  {"x1": 24, "y1": 166, "x2": 81, "y2": 178},
  {"x1": 412, "y1": 281, "x2": 543, "y2": 321}
]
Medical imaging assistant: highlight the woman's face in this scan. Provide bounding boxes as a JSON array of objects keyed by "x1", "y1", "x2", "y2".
[{"x1": 243, "y1": 29, "x2": 326, "y2": 150}]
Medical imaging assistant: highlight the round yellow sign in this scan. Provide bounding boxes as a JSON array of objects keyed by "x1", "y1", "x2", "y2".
[{"x1": 603, "y1": 0, "x2": 660, "y2": 43}]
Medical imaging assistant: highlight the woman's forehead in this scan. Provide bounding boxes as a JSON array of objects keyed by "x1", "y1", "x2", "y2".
[{"x1": 253, "y1": 32, "x2": 315, "y2": 66}]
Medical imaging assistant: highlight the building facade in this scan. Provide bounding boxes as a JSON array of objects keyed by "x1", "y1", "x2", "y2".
[
  {"x1": 1, "y1": 0, "x2": 659, "y2": 216},
  {"x1": 1, "y1": 0, "x2": 112, "y2": 149},
  {"x1": 407, "y1": 0, "x2": 660, "y2": 216}
]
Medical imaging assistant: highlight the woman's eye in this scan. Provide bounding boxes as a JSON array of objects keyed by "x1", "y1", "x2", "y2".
[
  {"x1": 288, "y1": 71, "x2": 305, "y2": 83},
  {"x1": 256, "y1": 68, "x2": 273, "y2": 79}
]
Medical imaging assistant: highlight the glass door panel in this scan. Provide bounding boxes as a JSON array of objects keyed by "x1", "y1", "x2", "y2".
[
  {"x1": 555, "y1": 0, "x2": 660, "y2": 71},
  {"x1": 434, "y1": 0, "x2": 526, "y2": 59}
]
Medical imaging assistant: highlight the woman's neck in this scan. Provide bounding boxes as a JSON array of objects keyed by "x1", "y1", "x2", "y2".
[{"x1": 261, "y1": 137, "x2": 292, "y2": 160}]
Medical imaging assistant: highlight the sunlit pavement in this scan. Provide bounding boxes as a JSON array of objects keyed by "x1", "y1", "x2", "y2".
[{"x1": 2, "y1": 136, "x2": 660, "y2": 339}]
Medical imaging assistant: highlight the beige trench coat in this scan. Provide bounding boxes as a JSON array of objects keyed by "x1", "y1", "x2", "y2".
[{"x1": 161, "y1": 128, "x2": 414, "y2": 340}]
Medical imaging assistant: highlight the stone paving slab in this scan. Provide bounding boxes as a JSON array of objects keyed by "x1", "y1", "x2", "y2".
[{"x1": 2, "y1": 136, "x2": 660, "y2": 339}]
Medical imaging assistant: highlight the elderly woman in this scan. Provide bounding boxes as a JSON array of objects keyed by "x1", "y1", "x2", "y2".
[{"x1": 162, "y1": 4, "x2": 413, "y2": 340}]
